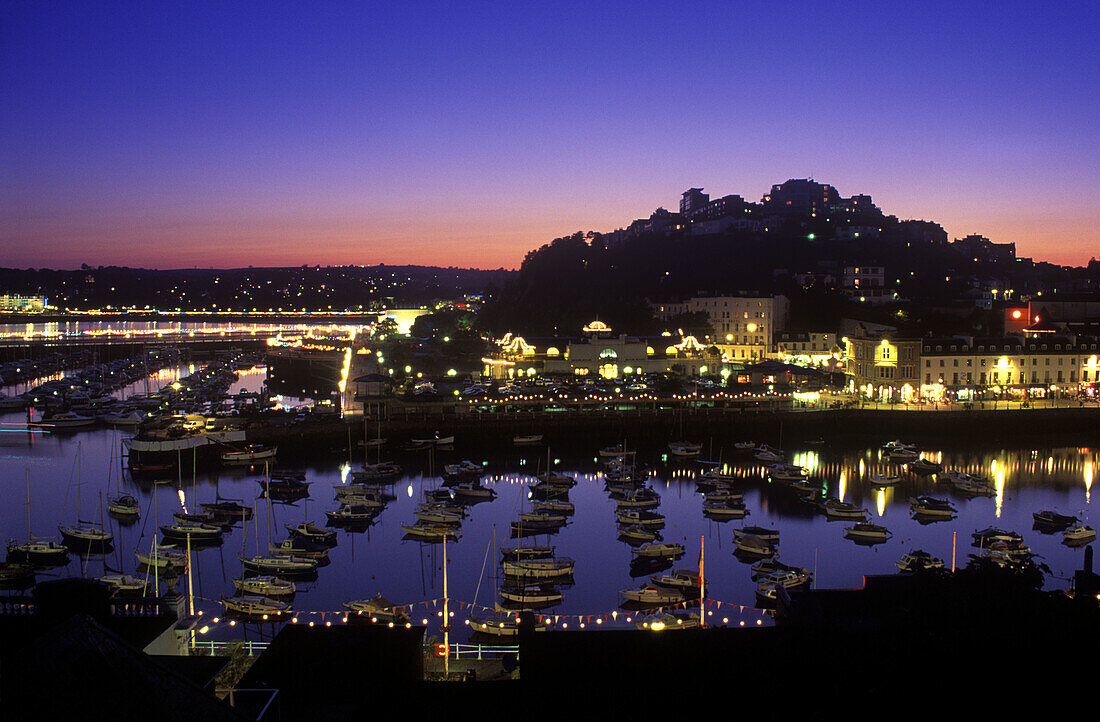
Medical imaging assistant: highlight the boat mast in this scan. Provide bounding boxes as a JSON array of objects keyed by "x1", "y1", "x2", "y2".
[
  {"x1": 442, "y1": 532, "x2": 450, "y2": 678},
  {"x1": 699, "y1": 534, "x2": 705, "y2": 628}
]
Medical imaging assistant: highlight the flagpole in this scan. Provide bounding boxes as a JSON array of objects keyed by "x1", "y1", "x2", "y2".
[{"x1": 699, "y1": 534, "x2": 705, "y2": 627}]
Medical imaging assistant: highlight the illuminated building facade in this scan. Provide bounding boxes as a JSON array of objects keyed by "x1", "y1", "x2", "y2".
[
  {"x1": 919, "y1": 335, "x2": 1100, "y2": 400},
  {"x1": 484, "y1": 322, "x2": 718, "y2": 380},
  {"x1": 842, "y1": 328, "x2": 922, "y2": 402},
  {"x1": 653, "y1": 295, "x2": 789, "y2": 363}
]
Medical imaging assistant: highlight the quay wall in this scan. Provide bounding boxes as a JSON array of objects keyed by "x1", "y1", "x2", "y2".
[{"x1": 247, "y1": 407, "x2": 1100, "y2": 456}]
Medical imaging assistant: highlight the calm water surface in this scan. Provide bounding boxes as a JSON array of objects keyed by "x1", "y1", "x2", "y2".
[{"x1": 2, "y1": 384, "x2": 1096, "y2": 638}]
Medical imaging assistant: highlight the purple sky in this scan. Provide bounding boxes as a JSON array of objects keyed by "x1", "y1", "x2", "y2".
[{"x1": 2, "y1": 1, "x2": 1097, "y2": 269}]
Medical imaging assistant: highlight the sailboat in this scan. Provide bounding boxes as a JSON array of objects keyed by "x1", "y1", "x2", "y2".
[
  {"x1": 106, "y1": 436, "x2": 141, "y2": 521},
  {"x1": 7, "y1": 470, "x2": 70, "y2": 565},
  {"x1": 59, "y1": 443, "x2": 114, "y2": 551}
]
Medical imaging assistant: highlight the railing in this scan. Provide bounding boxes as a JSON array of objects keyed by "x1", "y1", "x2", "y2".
[
  {"x1": 438, "y1": 642, "x2": 520, "y2": 660},
  {"x1": 190, "y1": 639, "x2": 270, "y2": 656}
]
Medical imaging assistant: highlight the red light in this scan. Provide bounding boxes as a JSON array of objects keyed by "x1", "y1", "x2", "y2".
[{"x1": 1011, "y1": 310, "x2": 1022, "y2": 319}]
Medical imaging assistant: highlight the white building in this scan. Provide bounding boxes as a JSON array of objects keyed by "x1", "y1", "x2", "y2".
[{"x1": 653, "y1": 295, "x2": 789, "y2": 363}]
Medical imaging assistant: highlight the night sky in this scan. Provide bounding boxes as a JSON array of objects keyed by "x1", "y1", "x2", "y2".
[{"x1": 2, "y1": 1, "x2": 1097, "y2": 269}]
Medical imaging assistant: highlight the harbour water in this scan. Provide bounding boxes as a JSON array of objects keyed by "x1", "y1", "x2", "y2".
[{"x1": 1, "y1": 369, "x2": 1096, "y2": 638}]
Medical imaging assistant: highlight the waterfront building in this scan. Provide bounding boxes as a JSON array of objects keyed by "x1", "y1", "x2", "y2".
[
  {"x1": 776, "y1": 331, "x2": 841, "y2": 366},
  {"x1": 0, "y1": 293, "x2": 48, "y2": 312},
  {"x1": 653, "y1": 294, "x2": 789, "y2": 363},
  {"x1": 842, "y1": 325, "x2": 922, "y2": 403},
  {"x1": 484, "y1": 322, "x2": 720, "y2": 380},
  {"x1": 918, "y1": 334, "x2": 1100, "y2": 401}
]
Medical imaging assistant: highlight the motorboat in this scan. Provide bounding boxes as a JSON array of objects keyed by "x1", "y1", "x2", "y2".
[
  {"x1": 513, "y1": 434, "x2": 544, "y2": 445},
  {"x1": 286, "y1": 522, "x2": 338, "y2": 546},
  {"x1": 636, "y1": 611, "x2": 702, "y2": 630},
  {"x1": 618, "y1": 525, "x2": 661, "y2": 544},
  {"x1": 702, "y1": 500, "x2": 749, "y2": 521},
  {"x1": 616, "y1": 510, "x2": 665, "y2": 528},
  {"x1": 620, "y1": 584, "x2": 685, "y2": 606},
  {"x1": 906, "y1": 458, "x2": 942, "y2": 474},
  {"x1": 972, "y1": 527, "x2": 1023, "y2": 547},
  {"x1": 7, "y1": 539, "x2": 69, "y2": 565},
  {"x1": 221, "y1": 444, "x2": 277, "y2": 467},
  {"x1": 750, "y1": 558, "x2": 805, "y2": 580},
  {"x1": 499, "y1": 584, "x2": 563, "y2": 608},
  {"x1": 910, "y1": 496, "x2": 956, "y2": 521},
  {"x1": 107, "y1": 494, "x2": 141, "y2": 518},
  {"x1": 199, "y1": 500, "x2": 254, "y2": 522},
  {"x1": 632, "y1": 542, "x2": 685, "y2": 560},
  {"x1": 702, "y1": 489, "x2": 744, "y2": 504},
  {"x1": 0, "y1": 562, "x2": 35, "y2": 587},
  {"x1": 222, "y1": 595, "x2": 292, "y2": 621},
  {"x1": 753, "y1": 445, "x2": 784, "y2": 463},
  {"x1": 650, "y1": 568, "x2": 702, "y2": 593},
  {"x1": 755, "y1": 569, "x2": 812, "y2": 602},
  {"x1": 737, "y1": 526, "x2": 780, "y2": 543},
  {"x1": 615, "y1": 488, "x2": 660, "y2": 510},
  {"x1": 269, "y1": 537, "x2": 330, "y2": 561},
  {"x1": 768, "y1": 464, "x2": 808, "y2": 482},
  {"x1": 733, "y1": 533, "x2": 776, "y2": 559},
  {"x1": 698, "y1": 467, "x2": 737, "y2": 484},
  {"x1": 469, "y1": 612, "x2": 548, "y2": 636},
  {"x1": 896, "y1": 550, "x2": 944, "y2": 573},
  {"x1": 401, "y1": 523, "x2": 460, "y2": 542},
  {"x1": 451, "y1": 481, "x2": 498, "y2": 501},
  {"x1": 58, "y1": 523, "x2": 114, "y2": 551},
  {"x1": 502, "y1": 557, "x2": 575, "y2": 581},
  {"x1": 98, "y1": 574, "x2": 148, "y2": 595},
  {"x1": 233, "y1": 576, "x2": 296, "y2": 597},
  {"x1": 668, "y1": 441, "x2": 703, "y2": 457},
  {"x1": 258, "y1": 477, "x2": 311, "y2": 498},
  {"x1": 239, "y1": 554, "x2": 319, "y2": 577},
  {"x1": 500, "y1": 545, "x2": 555, "y2": 561},
  {"x1": 599, "y1": 444, "x2": 626, "y2": 458},
  {"x1": 887, "y1": 447, "x2": 919, "y2": 462},
  {"x1": 351, "y1": 462, "x2": 402, "y2": 483},
  {"x1": 34, "y1": 412, "x2": 96, "y2": 429},
  {"x1": 532, "y1": 499, "x2": 575, "y2": 515},
  {"x1": 1033, "y1": 510, "x2": 1079, "y2": 531},
  {"x1": 344, "y1": 595, "x2": 410, "y2": 624},
  {"x1": 517, "y1": 511, "x2": 570, "y2": 527},
  {"x1": 159, "y1": 521, "x2": 223, "y2": 542},
  {"x1": 949, "y1": 473, "x2": 996, "y2": 497},
  {"x1": 1062, "y1": 525, "x2": 1096, "y2": 544},
  {"x1": 868, "y1": 474, "x2": 901, "y2": 487},
  {"x1": 844, "y1": 522, "x2": 892, "y2": 543},
  {"x1": 414, "y1": 506, "x2": 465, "y2": 525},
  {"x1": 135, "y1": 543, "x2": 185, "y2": 570},
  {"x1": 820, "y1": 499, "x2": 869, "y2": 521}
]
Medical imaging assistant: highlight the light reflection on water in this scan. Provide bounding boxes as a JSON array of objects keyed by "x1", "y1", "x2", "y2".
[{"x1": 0, "y1": 413, "x2": 1096, "y2": 638}]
